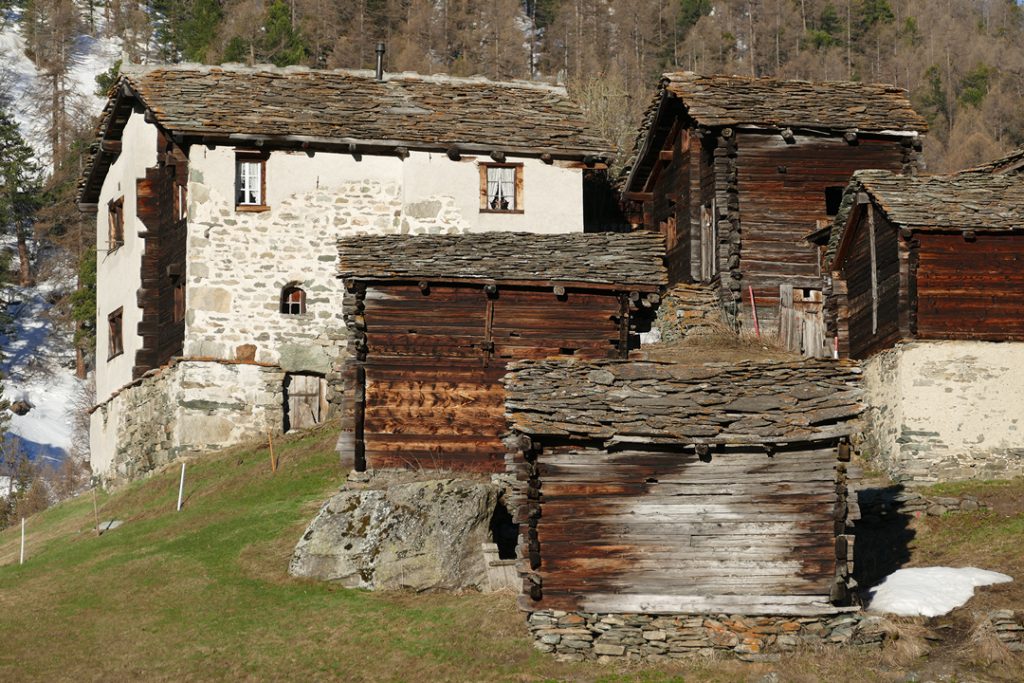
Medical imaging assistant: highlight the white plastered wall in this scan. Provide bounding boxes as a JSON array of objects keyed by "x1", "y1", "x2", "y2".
[
  {"x1": 94, "y1": 110, "x2": 158, "y2": 402},
  {"x1": 862, "y1": 341, "x2": 1024, "y2": 483}
]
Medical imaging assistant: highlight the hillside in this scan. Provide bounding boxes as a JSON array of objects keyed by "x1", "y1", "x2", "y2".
[{"x1": 0, "y1": 424, "x2": 1021, "y2": 681}]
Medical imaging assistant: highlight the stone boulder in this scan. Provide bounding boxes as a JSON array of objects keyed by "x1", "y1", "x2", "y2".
[{"x1": 289, "y1": 478, "x2": 499, "y2": 591}]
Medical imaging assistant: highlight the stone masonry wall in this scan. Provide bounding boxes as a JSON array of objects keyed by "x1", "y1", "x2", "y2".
[
  {"x1": 527, "y1": 610, "x2": 889, "y2": 663},
  {"x1": 91, "y1": 360, "x2": 284, "y2": 484},
  {"x1": 652, "y1": 281, "x2": 725, "y2": 343},
  {"x1": 862, "y1": 341, "x2": 1024, "y2": 484}
]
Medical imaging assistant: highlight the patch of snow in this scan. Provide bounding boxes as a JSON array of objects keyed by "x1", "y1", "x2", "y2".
[
  {"x1": 866, "y1": 567, "x2": 1013, "y2": 617},
  {"x1": 2, "y1": 282, "x2": 87, "y2": 466}
]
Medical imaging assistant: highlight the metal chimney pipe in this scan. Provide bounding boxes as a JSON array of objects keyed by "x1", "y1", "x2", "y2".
[{"x1": 375, "y1": 42, "x2": 385, "y2": 81}]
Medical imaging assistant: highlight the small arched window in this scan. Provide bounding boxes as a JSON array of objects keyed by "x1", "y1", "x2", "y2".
[{"x1": 281, "y1": 285, "x2": 306, "y2": 315}]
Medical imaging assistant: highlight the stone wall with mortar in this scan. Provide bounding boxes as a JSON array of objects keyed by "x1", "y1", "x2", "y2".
[
  {"x1": 527, "y1": 610, "x2": 889, "y2": 663},
  {"x1": 862, "y1": 341, "x2": 1024, "y2": 483},
  {"x1": 90, "y1": 360, "x2": 284, "y2": 484}
]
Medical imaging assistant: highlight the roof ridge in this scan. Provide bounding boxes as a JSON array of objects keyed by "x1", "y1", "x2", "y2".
[{"x1": 120, "y1": 62, "x2": 569, "y2": 94}]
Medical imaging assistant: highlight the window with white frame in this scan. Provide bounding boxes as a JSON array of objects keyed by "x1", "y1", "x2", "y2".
[
  {"x1": 480, "y1": 163, "x2": 522, "y2": 212},
  {"x1": 235, "y1": 151, "x2": 267, "y2": 208}
]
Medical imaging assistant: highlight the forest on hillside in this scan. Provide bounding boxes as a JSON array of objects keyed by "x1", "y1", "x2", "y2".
[{"x1": 104, "y1": 0, "x2": 1024, "y2": 173}]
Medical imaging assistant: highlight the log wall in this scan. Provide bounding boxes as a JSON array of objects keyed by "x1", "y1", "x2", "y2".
[
  {"x1": 836, "y1": 207, "x2": 902, "y2": 359},
  {"x1": 350, "y1": 282, "x2": 639, "y2": 473},
  {"x1": 134, "y1": 135, "x2": 188, "y2": 378},
  {"x1": 733, "y1": 134, "x2": 908, "y2": 330},
  {"x1": 915, "y1": 232, "x2": 1024, "y2": 340},
  {"x1": 514, "y1": 442, "x2": 854, "y2": 615}
]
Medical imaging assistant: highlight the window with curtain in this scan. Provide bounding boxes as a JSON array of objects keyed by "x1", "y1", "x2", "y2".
[{"x1": 481, "y1": 164, "x2": 522, "y2": 212}]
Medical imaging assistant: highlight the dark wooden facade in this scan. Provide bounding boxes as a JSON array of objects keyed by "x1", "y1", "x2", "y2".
[
  {"x1": 831, "y1": 171, "x2": 1024, "y2": 359},
  {"x1": 622, "y1": 73, "x2": 926, "y2": 331},
  {"x1": 337, "y1": 233, "x2": 667, "y2": 474},
  {"x1": 133, "y1": 131, "x2": 188, "y2": 378},
  {"x1": 504, "y1": 359, "x2": 863, "y2": 616}
]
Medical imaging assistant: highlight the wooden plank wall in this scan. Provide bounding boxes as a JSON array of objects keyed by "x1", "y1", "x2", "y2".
[
  {"x1": 515, "y1": 443, "x2": 849, "y2": 614},
  {"x1": 915, "y1": 232, "x2": 1024, "y2": 340},
  {"x1": 837, "y1": 208, "x2": 902, "y2": 359},
  {"x1": 735, "y1": 135, "x2": 907, "y2": 330},
  {"x1": 133, "y1": 139, "x2": 188, "y2": 378},
  {"x1": 358, "y1": 283, "x2": 628, "y2": 473},
  {"x1": 647, "y1": 129, "x2": 694, "y2": 284}
]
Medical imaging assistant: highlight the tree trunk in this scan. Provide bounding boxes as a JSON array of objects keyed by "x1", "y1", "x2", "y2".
[
  {"x1": 16, "y1": 229, "x2": 34, "y2": 286},
  {"x1": 76, "y1": 344, "x2": 87, "y2": 379}
]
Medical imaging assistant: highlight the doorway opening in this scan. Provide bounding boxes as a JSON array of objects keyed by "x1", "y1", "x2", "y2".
[{"x1": 283, "y1": 372, "x2": 328, "y2": 432}]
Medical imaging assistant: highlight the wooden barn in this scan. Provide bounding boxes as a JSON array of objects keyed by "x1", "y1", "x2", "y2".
[
  {"x1": 621, "y1": 72, "x2": 926, "y2": 332},
  {"x1": 336, "y1": 232, "x2": 668, "y2": 473},
  {"x1": 829, "y1": 170, "x2": 1024, "y2": 359},
  {"x1": 503, "y1": 359, "x2": 863, "y2": 616}
]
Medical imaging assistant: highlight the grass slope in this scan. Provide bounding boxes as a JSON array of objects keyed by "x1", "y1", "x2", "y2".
[{"x1": 0, "y1": 427, "x2": 1021, "y2": 682}]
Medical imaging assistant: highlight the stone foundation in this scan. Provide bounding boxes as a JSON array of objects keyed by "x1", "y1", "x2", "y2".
[
  {"x1": 90, "y1": 359, "x2": 285, "y2": 484},
  {"x1": 862, "y1": 341, "x2": 1024, "y2": 484},
  {"x1": 527, "y1": 610, "x2": 889, "y2": 662}
]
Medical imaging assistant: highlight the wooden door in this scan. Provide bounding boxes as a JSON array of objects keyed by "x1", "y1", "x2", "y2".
[
  {"x1": 285, "y1": 373, "x2": 327, "y2": 431},
  {"x1": 779, "y1": 285, "x2": 828, "y2": 358}
]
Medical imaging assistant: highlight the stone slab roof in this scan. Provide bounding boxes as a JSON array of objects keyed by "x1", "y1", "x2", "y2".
[
  {"x1": 827, "y1": 169, "x2": 1024, "y2": 266},
  {"x1": 79, "y1": 64, "x2": 611, "y2": 205},
  {"x1": 857, "y1": 170, "x2": 1024, "y2": 230},
  {"x1": 117, "y1": 64, "x2": 609, "y2": 153},
  {"x1": 503, "y1": 358, "x2": 863, "y2": 445},
  {"x1": 337, "y1": 232, "x2": 668, "y2": 288},
  {"x1": 960, "y1": 147, "x2": 1024, "y2": 175},
  {"x1": 622, "y1": 72, "x2": 925, "y2": 194},
  {"x1": 660, "y1": 72, "x2": 927, "y2": 132}
]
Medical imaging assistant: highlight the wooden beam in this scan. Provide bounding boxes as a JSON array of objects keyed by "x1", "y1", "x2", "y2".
[
  {"x1": 659, "y1": 149, "x2": 674, "y2": 161},
  {"x1": 624, "y1": 191, "x2": 653, "y2": 202}
]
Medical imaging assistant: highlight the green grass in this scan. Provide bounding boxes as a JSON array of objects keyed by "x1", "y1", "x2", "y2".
[
  {"x1": 0, "y1": 426, "x2": 741, "y2": 682},
  {"x1": 1, "y1": 428, "x2": 1021, "y2": 682}
]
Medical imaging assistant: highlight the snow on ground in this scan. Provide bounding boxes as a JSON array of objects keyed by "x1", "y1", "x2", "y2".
[
  {"x1": 2, "y1": 278, "x2": 87, "y2": 466},
  {"x1": 866, "y1": 567, "x2": 1013, "y2": 617}
]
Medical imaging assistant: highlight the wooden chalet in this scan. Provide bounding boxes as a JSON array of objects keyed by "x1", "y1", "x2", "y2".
[
  {"x1": 337, "y1": 232, "x2": 668, "y2": 474},
  {"x1": 621, "y1": 72, "x2": 926, "y2": 331},
  {"x1": 829, "y1": 170, "x2": 1024, "y2": 359},
  {"x1": 503, "y1": 358, "x2": 863, "y2": 616}
]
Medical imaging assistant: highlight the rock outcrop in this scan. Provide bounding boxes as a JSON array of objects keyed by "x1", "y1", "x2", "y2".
[{"x1": 289, "y1": 478, "x2": 499, "y2": 591}]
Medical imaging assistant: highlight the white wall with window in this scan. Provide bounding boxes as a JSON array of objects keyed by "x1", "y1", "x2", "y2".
[{"x1": 95, "y1": 110, "x2": 158, "y2": 401}]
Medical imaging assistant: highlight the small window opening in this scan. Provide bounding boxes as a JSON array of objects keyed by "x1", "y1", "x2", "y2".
[
  {"x1": 280, "y1": 285, "x2": 306, "y2": 315},
  {"x1": 108, "y1": 196, "x2": 124, "y2": 250},
  {"x1": 480, "y1": 163, "x2": 523, "y2": 212},
  {"x1": 235, "y1": 151, "x2": 267, "y2": 208},
  {"x1": 559, "y1": 347, "x2": 577, "y2": 355},
  {"x1": 489, "y1": 500, "x2": 518, "y2": 560},
  {"x1": 824, "y1": 186, "x2": 845, "y2": 216},
  {"x1": 107, "y1": 307, "x2": 123, "y2": 360}
]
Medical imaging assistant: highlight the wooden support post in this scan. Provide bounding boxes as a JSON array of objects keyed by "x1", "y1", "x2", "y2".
[
  {"x1": 92, "y1": 488, "x2": 100, "y2": 537},
  {"x1": 354, "y1": 364, "x2": 366, "y2": 472},
  {"x1": 748, "y1": 286, "x2": 761, "y2": 339},
  {"x1": 20, "y1": 518, "x2": 25, "y2": 565},
  {"x1": 268, "y1": 428, "x2": 277, "y2": 473},
  {"x1": 618, "y1": 294, "x2": 630, "y2": 358}
]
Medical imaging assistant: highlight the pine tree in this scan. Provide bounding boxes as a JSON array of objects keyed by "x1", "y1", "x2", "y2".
[{"x1": 0, "y1": 111, "x2": 42, "y2": 286}]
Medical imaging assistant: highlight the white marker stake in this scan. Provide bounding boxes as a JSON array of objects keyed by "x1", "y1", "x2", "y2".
[
  {"x1": 176, "y1": 463, "x2": 186, "y2": 512},
  {"x1": 20, "y1": 518, "x2": 25, "y2": 565}
]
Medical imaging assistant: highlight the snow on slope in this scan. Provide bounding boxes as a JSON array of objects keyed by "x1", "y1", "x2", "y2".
[
  {"x1": 1, "y1": 277, "x2": 86, "y2": 466},
  {"x1": 0, "y1": 10, "x2": 122, "y2": 466}
]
